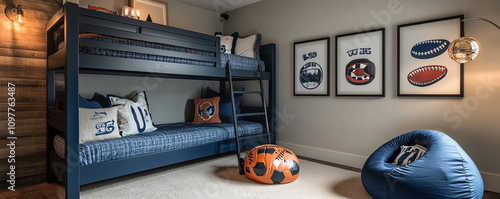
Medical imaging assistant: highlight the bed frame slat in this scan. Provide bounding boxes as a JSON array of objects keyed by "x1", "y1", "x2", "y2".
[
  {"x1": 79, "y1": 24, "x2": 218, "y2": 53},
  {"x1": 79, "y1": 39, "x2": 217, "y2": 63},
  {"x1": 79, "y1": 54, "x2": 222, "y2": 77}
]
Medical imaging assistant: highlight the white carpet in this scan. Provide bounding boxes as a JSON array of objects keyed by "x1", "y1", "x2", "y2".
[{"x1": 80, "y1": 154, "x2": 373, "y2": 199}]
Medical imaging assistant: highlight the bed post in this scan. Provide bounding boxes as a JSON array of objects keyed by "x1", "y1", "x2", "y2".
[
  {"x1": 269, "y1": 44, "x2": 276, "y2": 144},
  {"x1": 65, "y1": 2, "x2": 80, "y2": 199},
  {"x1": 260, "y1": 44, "x2": 276, "y2": 143}
]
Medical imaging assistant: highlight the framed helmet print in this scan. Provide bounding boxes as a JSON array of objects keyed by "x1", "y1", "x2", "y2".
[{"x1": 335, "y1": 28, "x2": 385, "y2": 97}]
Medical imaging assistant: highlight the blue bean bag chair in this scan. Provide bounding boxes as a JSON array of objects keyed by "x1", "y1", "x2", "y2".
[{"x1": 361, "y1": 130, "x2": 483, "y2": 199}]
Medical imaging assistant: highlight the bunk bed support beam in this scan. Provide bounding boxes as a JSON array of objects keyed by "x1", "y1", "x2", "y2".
[{"x1": 63, "y1": 2, "x2": 80, "y2": 199}]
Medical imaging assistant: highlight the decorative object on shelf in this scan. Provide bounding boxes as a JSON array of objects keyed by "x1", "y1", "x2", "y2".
[
  {"x1": 448, "y1": 18, "x2": 500, "y2": 63},
  {"x1": 294, "y1": 37, "x2": 330, "y2": 96},
  {"x1": 335, "y1": 28, "x2": 385, "y2": 97},
  {"x1": 88, "y1": 5, "x2": 117, "y2": 15},
  {"x1": 130, "y1": 0, "x2": 168, "y2": 25},
  {"x1": 398, "y1": 15, "x2": 464, "y2": 97},
  {"x1": 121, "y1": 6, "x2": 140, "y2": 19},
  {"x1": 4, "y1": 3, "x2": 24, "y2": 25}
]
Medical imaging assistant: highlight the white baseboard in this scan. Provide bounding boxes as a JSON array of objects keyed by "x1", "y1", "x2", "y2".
[
  {"x1": 482, "y1": 172, "x2": 500, "y2": 193},
  {"x1": 277, "y1": 141, "x2": 500, "y2": 193},
  {"x1": 276, "y1": 141, "x2": 368, "y2": 169}
]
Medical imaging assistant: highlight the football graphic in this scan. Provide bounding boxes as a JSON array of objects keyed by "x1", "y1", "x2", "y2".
[
  {"x1": 197, "y1": 101, "x2": 215, "y2": 121},
  {"x1": 411, "y1": 39, "x2": 450, "y2": 59},
  {"x1": 244, "y1": 144, "x2": 300, "y2": 184},
  {"x1": 345, "y1": 58, "x2": 376, "y2": 85},
  {"x1": 407, "y1": 65, "x2": 447, "y2": 87}
]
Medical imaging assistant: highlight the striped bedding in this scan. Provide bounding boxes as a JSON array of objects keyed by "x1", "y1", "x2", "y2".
[
  {"x1": 220, "y1": 53, "x2": 265, "y2": 71},
  {"x1": 77, "y1": 34, "x2": 265, "y2": 71},
  {"x1": 78, "y1": 120, "x2": 263, "y2": 166}
]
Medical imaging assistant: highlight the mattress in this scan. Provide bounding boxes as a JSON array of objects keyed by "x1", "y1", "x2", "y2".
[
  {"x1": 77, "y1": 34, "x2": 265, "y2": 71},
  {"x1": 221, "y1": 53, "x2": 265, "y2": 71},
  {"x1": 77, "y1": 120, "x2": 263, "y2": 166}
]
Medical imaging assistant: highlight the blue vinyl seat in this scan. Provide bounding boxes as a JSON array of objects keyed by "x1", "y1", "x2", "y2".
[{"x1": 361, "y1": 130, "x2": 483, "y2": 199}]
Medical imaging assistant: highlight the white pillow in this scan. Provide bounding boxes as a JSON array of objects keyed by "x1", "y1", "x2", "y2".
[
  {"x1": 392, "y1": 144, "x2": 427, "y2": 166},
  {"x1": 109, "y1": 91, "x2": 157, "y2": 136},
  {"x1": 79, "y1": 107, "x2": 120, "y2": 143},
  {"x1": 235, "y1": 34, "x2": 260, "y2": 59},
  {"x1": 216, "y1": 35, "x2": 234, "y2": 54}
]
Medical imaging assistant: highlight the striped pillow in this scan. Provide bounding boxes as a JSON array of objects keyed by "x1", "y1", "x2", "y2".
[
  {"x1": 392, "y1": 144, "x2": 427, "y2": 166},
  {"x1": 235, "y1": 34, "x2": 261, "y2": 59}
]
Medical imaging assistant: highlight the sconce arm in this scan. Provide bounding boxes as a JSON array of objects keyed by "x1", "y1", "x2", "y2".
[{"x1": 463, "y1": 18, "x2": 500, "y2": 31}]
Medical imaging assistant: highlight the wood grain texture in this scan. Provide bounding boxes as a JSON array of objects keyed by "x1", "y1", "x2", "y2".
[
  {"x1": 0, "y1": 79, "x2": 46, "y2": 101},
  {"x1": 0, "y1": 48, "x2": 46, "y2": 59},
  {"x1": 0, "y1": 0, "x2": 60, "y2": 191},
  {"x1": 0, "y1": 182, "x2": 65, "y2": 199},
  {"x1": 0, "y1": 65, "x2": 46, "y2": 79},
  {"x1": 0, "y1": 119, "x2": 47, "y2": 137}
]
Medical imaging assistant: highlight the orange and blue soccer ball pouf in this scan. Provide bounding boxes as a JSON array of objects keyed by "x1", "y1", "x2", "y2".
[{"x1": 244, "y1": 144, "x2": 300, "y2": 184}]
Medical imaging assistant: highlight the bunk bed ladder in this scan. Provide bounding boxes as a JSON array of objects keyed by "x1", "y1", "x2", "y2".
[{"x1": 227, "y1": 64, "x2": 271, "y2": 175}]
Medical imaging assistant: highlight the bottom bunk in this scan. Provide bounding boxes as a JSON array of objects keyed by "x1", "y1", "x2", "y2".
[{"x1": 49, "y1": 120, "x2": 272, "y2": 185}]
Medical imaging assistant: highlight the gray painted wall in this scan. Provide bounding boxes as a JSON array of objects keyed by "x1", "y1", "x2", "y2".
[
  {"x1": 224, "y1": 0, "x2": 500, "y2": 192},
  {"x1": 78, "y1": 0, "x2": 223, "y2": 123}
]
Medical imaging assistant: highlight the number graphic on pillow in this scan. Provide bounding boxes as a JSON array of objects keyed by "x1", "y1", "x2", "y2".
[
  {"x1": 131, "y1": 106, "x2": 147, "y2": 133},
  {"x1": 95, "y1": 120, "x2": 115, "y2": 136}
]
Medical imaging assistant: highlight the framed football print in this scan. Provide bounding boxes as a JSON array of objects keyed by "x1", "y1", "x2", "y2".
[
  {"x1": 398, "y1": 15, "x2": 464, "y2": 97},
  {"x1": 335, "y1": 28, "x2": 385, "y2": 96},
  {"x1": 294, "y1": 37, "x2": 330, "y2": 96}
]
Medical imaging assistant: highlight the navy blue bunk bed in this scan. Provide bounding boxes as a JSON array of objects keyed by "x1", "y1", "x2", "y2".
[{"x1": 46, "y1": 3, "x2": 276, "y2": 198}]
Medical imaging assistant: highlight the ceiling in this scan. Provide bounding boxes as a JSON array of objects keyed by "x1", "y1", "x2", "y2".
[{"x1": 174, "y1": 0, "x2": 261, "y2": 13}]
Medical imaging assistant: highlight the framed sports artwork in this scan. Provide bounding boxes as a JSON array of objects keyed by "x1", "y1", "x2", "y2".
[
  {"x1": 294, "y1": 37, "x2": 330, "y2": 96},
  {"x1": 398, "y1": 15, "x2": 464, "y2": 97},
  {"x1": 130, "y1": 0, "x2": 168, "y2": 25},
  {"x1": 335, "y1": 28, "x2": 385, "y2": 97}
]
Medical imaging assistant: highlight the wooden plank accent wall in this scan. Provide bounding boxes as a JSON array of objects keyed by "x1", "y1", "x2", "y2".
[{"x1": 0, "y1": 0, "x2": 60, "y2": 191}]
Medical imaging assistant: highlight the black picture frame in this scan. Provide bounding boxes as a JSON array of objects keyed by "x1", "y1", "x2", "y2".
[
  {"x1": 294, "y1": 37, "x2": 330, "y2": 96},
  {"x1": 335, "y1": 28, "x2": 385, "y2": 97},
  {"x1": 397, "y1": 15, "x2": 464, "y2": 97}
]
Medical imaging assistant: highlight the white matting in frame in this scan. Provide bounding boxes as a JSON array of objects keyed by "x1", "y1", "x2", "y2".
[
  {"x1": 336, "y1": 28, "x2": 385, "y2": 96},
  {"x1": 294, "y1": 37, "x2": 330, "y2": 96},
  {"x1": 398, "y1": 15, "x2": 464, "y2": 97}
]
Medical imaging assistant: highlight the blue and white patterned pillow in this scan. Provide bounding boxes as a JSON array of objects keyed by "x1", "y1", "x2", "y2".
[
  {"x1": 79, "y1": 106, "x2": 120, "y2": 143},
  {"x1": 392, "y1": 144, "x2": 427, "y2": 166},
  {"x1": 109, "y1": 91, "x2": 157, "y2": 136},
  {"x1": 215, "y1": 32, "x2": 239, "y2": 54}
]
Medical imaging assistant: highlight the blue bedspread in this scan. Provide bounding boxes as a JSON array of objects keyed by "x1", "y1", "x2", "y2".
[
  {"x1": 79, "y1": 121, "x2": 263, "y2": 166},
  {"x1": 221, "y1": 53, "x2": 265, "y2": 71}
]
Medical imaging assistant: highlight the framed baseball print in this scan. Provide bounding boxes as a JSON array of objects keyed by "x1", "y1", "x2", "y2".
[{"x1": 294, "y1": 37, "x2": 330, "y2": 96}]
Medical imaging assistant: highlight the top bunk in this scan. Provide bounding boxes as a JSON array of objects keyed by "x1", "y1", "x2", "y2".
[{"x1": 46, "y1": 2, "x2": 275, "y2": 80}]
